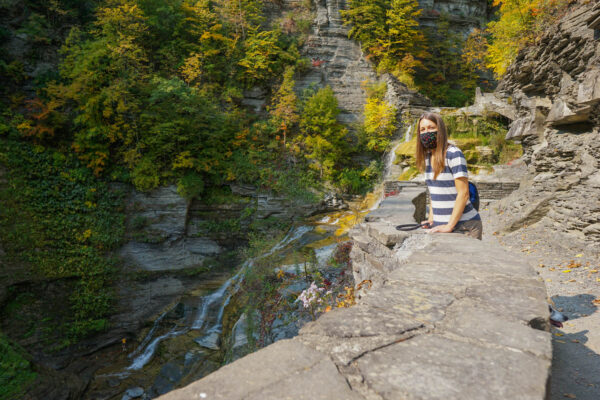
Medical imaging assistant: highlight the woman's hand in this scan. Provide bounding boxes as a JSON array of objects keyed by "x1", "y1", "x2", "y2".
[
  {"x1": 421, "y1": 220, "x2": 433, "y2": 229},
  {"x1": 429, "y1": 224, "x2": 454, "y2": 234}
]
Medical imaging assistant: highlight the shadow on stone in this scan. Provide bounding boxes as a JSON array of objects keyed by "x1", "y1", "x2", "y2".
[{"x1": 551, "y1": 294, "x2": 597, "y2": 321}]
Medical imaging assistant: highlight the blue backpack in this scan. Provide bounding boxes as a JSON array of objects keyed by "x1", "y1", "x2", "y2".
[{"x1": 468, "y1": 181, "x2": 480, "y2": 211}]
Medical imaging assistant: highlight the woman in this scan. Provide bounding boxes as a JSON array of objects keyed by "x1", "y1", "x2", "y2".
[{"x1": 416, "y1": 112, "x2": 482, "y2": 240}]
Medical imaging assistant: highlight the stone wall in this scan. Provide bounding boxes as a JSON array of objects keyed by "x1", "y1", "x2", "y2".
[
  {"x1": 383, "y1": 180, "x2": 520, "y2": 203},
  {"x1": 158, "y1": 186, "x2": 551, "y2": 400}
]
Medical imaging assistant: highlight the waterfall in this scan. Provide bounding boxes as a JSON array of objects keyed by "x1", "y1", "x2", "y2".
[
  {"x1": 371, "y1": 123, "x2": 414, "y2": 210},
  {"x1": 123, "y1": 224, "x2": 314, "y2": 372},
  {"x1": 381, "y1": 123, "x2": 413, "y2": 182},
  {"x1": 127, "y1": 328, "x2": 185, "y2": 371},
  {"x1": 191, "y1": 277, "x2": 236, "y2": 330}
]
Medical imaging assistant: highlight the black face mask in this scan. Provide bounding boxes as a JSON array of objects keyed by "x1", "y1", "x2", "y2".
[{"x1": 420, "y1": 131, "x2": 437, "y2": 150}]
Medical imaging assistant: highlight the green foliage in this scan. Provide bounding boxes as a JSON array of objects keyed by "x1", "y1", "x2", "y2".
[
  {"x1": 32, "y1": 0, "x2": 306, "y2": 196},
  {"x1": 0, "y1": 333, "x2": 37, "y2": 400},
  {"x1": 238, "y1": 30, "x2": 299, "y2": 87},
  {"x1": 0, "y1": 136, "x2": 125, "y2": 341},
  {"x1": 177, "y1": 171, "x2": 205, "y2": 199},
  {"x1": 414, "y1": 14, "x2": 479, "y2": 107},
  {"x1": 269, "y1": 66, "x2": 299, "y2": 146},
  {"x1": 334, "y1": 161, "x2": 382, "y2": 195},
  {"x1": 297, "y1": 86, "x2": 348, "y2": 179},
  {"x1": 341, "y1": 0, "x2": 424, "y2": 83}
]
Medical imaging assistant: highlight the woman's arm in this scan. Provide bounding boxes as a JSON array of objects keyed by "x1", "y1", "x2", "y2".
[{"x1": 429, "y1": 177, "x2": 469, "y2": 233}]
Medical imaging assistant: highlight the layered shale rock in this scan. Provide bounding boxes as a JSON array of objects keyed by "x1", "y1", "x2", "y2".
[
  {"x1": 461, "y1": 1, "x2": 600, "y2": 247},
  {"x1": 297, "y1": 0, "x2": 430, "y2": 125}
]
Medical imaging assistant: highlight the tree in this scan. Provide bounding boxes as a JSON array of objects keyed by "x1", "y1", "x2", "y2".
[
  {"x1": 238, "y1": 29, "x2": 298, "y2": 87},
  {"x1": 485, "y1": 0, "x2": 570, "y2": 77},
  {"x1": 362, "y1": 97, "x2": 397, "y2": 153},
  {"x1": 341, "y1": 0, "x2": 424, "y2": 85},
  {"x1": 268, "y1": 66, "x2": 299, "y2": 147},
  {"x1": 298, "y1": 86, "x2": 347, "y2": 179},
  {"x1": 341, "y1": 0, "x2": 387, "y2": 52},
  {"x1": 50, "y1": 0, "x2": 149, "y2": 174}
]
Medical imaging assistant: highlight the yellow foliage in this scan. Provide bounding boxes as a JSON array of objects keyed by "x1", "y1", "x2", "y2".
[
  {"x1": 172, "y1": 151, "x2": 195, "y2": 170},
  {"x1": 363, "y1": 97, "x2": 397, "y2": 152},
  {"x1": 486, "y1": 0, "x2": 570, "y2": 77}
]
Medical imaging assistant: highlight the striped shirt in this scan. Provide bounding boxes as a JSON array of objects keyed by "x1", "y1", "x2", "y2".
[{"x1": 425, "y1": 145, "x2": 480, "y2": 227}]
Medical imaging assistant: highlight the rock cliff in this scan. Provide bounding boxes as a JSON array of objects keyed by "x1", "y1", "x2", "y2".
[
  {"x1": 462, "y1": 1, "x2": 600, "y2": 248},
  {"x1": 255, "y1": 0, "x2": 491, "y2": 127}
]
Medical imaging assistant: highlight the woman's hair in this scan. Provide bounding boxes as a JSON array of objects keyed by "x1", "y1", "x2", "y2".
[{"x1": 415, "y1": 112, "x2": 448, "y2": 180}]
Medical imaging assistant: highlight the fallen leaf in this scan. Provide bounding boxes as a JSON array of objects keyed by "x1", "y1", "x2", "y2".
[
  {"x1": 575, "y1": 253, "x2": 583, "y2": 258},
  {"x1": 546, "y1": 279, "x2": 552, "y2": 282},
  {"x1": 592, "y1": 299, "x2": 600, "y2": 305},
  {"x1": 597, "y1": 278, "x2": 600, "y2": 282},
  {"x1": 562, "y1": 270, "x2": 571, "y2": 273},
  {"x1": 539, "y1": 263, "x2": 545, "y2": 268},
  {"x1": 554, "y1": 332, "x2": 564, "y2": 336},
  {"x1": 567, "y1": 279, "x2": 576, "y2": 282},
  {"x1": 549, "y1": 268, "x2": 556, "y2": 271},
  {"x1": 571, "y1": 339, "x2": 580, "y2": 343},
  {"x1": 589, "y1": 270, "x2": 598, "y2": 273},
  {"x1": 564, "y1": 393, "x2": 576, "y2": 399},
  {"x1": 556, "y1": 340, "x2": 566, "y2": 343}
]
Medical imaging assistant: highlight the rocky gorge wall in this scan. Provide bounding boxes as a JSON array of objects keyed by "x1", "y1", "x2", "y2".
[
  {"x1": 463, "y1": 1, "x2": 600, "y2": 248},
  {"x1": 248, "y1": 0, "x2": 491, "y2": 128},
  {"x1": 158, "y1": 184, "x2": 552, "y2": 400}
]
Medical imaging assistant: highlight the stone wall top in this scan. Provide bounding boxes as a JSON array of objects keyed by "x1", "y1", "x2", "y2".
[{"x1": 159, "y1": 185, "x2": 551, "y2": 400}]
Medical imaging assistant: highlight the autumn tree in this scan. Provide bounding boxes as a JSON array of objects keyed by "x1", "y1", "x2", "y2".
[
  {"x1": 297, "y1": 86, "x2": 348, "y2": 179},
  {"x1": 341, "y1": 0, "x2": 424, "y2": 84},
  {"x1": 50, "y1": 0, "x2": 149, "y2": 175},
  {"x1": 485, "y1": 0, "x2": 570, "y2": 76},
  {"x1": 362, "y1": 92, "x2": 397, "y2": 153},
  {"x1": 269, "y1": 66, "x2": 299, "y2": 147}
]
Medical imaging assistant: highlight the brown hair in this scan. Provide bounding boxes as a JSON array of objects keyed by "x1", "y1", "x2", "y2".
[{"x1": 415, "y1": 112, "x2": 448, "y2": 180}]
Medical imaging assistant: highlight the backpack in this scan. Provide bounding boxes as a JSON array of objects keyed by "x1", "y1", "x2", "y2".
[{"x1": 468, "y1": 181, "x2": 480, "y2": 211}]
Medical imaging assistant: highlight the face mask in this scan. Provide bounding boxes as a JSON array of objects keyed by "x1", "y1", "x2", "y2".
[{"x1": 420, "y1": 131, "x2": 437, "y2": 150}]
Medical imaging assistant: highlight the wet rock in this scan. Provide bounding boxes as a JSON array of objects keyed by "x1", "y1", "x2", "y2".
[
  {"x1": 165, "y1": 302, "x2": 186, "y2": 320},
  {"x1": 151, "y1": 363, "x2": 184, "y2": 397},
  {"x1": 228, "y1": 312, "x2": 261, "y2": 362},
  {"x1": 194, "y1": 332, "x2": 220, "y2": 351},
  {"x1": 108, "y1": 378, "x2": 120, "y2": 388},
  {"x1": 124, "y1": 387, "x2": 144, "y2": 399}
]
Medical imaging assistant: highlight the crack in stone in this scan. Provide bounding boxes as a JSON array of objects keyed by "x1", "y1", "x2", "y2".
[
  {"x1": 343, "y1": 329, "x2": 425, "y2": 366},
  {"x1": 437, "y1": 331, "x2": 552, "y2": 361}
]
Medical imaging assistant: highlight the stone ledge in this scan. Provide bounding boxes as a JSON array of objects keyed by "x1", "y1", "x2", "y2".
[{"x1": 159, "y1": 188, "x2": 551, "y2": 400}]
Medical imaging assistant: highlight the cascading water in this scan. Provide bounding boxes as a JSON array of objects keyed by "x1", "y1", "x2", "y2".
[
  {"x1": 127, "y1": 329, "x2": 185, "y2": 371},
  {"x1": 121, "y1": 225, "x2": 315, "y2": 375},
  {"x1": 371, "y1": 123, "x2": 414, "y2": 210}
]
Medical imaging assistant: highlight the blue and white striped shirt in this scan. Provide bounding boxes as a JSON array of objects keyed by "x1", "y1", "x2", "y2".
[{"x1": 425, "y1": 145, "x2": 480, "y2": 227}]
